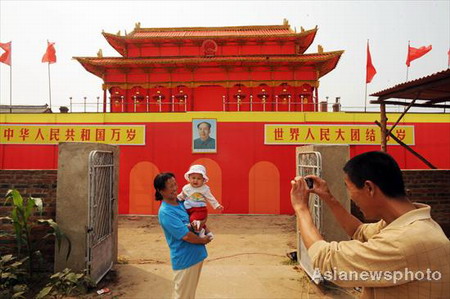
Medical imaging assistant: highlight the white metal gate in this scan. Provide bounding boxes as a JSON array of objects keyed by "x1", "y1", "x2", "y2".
[
  {"x1": 87, "y1": 150, "x2": 115, "y2": 284},
  {"x1": 296, "y1": 151, "x2": 323, "y2": 284}
]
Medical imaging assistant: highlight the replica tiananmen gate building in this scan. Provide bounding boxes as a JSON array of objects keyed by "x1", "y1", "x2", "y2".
[
  {"x1": 1, "y1": 22, "x2": 449, "y2": 215},
  {"x1": 75, "y1": 21, "x2": 341, "y2": 113}
]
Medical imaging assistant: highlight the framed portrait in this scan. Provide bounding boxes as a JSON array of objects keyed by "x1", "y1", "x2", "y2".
[{"x1": 192, "y1": 118, "x2": 217, "y2": 153}]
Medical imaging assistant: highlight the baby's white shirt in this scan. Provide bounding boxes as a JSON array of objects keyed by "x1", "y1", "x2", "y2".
[{"x1": 177, "y1": 184, "x2": 221, "y2": 209}]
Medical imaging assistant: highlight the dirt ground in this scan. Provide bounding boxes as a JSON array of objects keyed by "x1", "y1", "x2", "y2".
[{"x1": 102, "y1": 215, "x2": 357, "y2": 299}]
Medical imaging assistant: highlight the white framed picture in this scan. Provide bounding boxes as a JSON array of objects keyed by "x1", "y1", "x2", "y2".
[{"x1": 192, "y1": 119, "x2": 217, "y2": 153}]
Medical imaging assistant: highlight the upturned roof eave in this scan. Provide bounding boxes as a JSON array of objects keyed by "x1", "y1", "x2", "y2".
[
  {"x1": 317, "y1": 53, "x2": 343, "y2": 78},
  {"x1": 73, "y1": 50, "x2": 344, "y2": 66},
  {"x1": 74, "y1": 51, "x2": 344, "y2": 79},
  {"x1": 103, "y1": 32, "x2": 127, "y2": 56}
]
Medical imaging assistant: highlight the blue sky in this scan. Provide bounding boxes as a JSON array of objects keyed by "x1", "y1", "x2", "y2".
[{"x1": 1, "y1": 1, "x2": 449, "y2": 112}]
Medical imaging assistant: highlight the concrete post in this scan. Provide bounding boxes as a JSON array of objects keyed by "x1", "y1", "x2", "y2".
[{"x1": 54, "y1": 142, "x2": 119, "y2": 274}]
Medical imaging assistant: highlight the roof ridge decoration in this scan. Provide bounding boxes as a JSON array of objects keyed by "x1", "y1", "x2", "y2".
[
  {"x1": 135, "y1": 25, "x2": 291, "y2": 32},
  {"x1": 128, "y1": 23, "x2": 294, "y2": 35},
  {"x1": 104, "y1": 28, "x2": 316, "y2": 39}
]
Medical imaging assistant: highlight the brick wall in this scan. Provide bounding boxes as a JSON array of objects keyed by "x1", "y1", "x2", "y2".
[
  {"x1": 352, "y1": 170, "x2": 450, "y2": 237},
  {"x1": 403, "y1": 170, "x2": 450, "y2": 237},
  {"x1": 0, "y1": 170, "x2": 57, "y2": 271}
]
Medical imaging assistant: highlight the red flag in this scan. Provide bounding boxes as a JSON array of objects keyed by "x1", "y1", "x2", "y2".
[
  {"x1": 42, "y1": 41, "x2": 56, "y2": 64},
  {"x1": 0, "y1": 41, "x2": 12, "y2": 66},
  {"x1": 406, "y1": 43, "x2": 432, "y2": 67},
  {"x1": 366, "y1": 41, "x2": 376, "y2": 83}
]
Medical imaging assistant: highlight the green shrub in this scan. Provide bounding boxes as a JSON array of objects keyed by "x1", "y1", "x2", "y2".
[
  {"x1": 0, "y1": 254, "x2": 28, "y2": 299},
  {"x1": 36, "y1": 268, "x2": 95, "y2": 299},
  {"x1": 1, "y1": 189, "x2": 71, "y2": 277}
]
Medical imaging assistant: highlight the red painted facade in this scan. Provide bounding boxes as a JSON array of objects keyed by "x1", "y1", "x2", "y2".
[{"x1": 1, "y1": 116, "x2": 449, "y2": 216}]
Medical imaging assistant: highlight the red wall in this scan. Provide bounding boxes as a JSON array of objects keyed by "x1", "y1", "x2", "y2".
[
  {"x1": 103, "y1": 65, "x2": 319, "y2": 86},
  {"x1": 126, "y1": 39, "x2": 298, "y2": 58},
  {"x1": 1, "y1": 118, "x2": 449, "y2": 216}
]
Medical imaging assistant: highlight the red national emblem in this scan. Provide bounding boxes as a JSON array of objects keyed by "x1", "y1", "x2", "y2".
[{"x1": 201, "y1": 40, "x2": 218, "y2": 57}]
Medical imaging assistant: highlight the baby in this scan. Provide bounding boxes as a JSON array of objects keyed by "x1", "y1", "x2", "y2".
[{"x1": 177, "y1": 164, "x2": 224, "y2": 239}]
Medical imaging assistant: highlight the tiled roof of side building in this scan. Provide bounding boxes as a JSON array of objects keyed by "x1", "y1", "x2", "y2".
[
  {"x1": 371, "y1": 68, "x2": 450, "y2": 99},
  {"x1": 0, "y1": 105, "x2": 52, "y2": 113},
  {"x1": 370, "y1": 68, "x2": 450, "y2": 105}
]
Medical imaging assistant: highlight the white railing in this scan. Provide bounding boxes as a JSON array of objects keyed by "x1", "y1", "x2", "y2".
[
  {"x1": 68, "y1": 95, "x2": 188, "y2": 113},
  {"x1": 222, "y1": 95, "x2": 318, "y2": 112},
  {"x1": 50, "y1": 96, "x2": 448, "y2": 114}
]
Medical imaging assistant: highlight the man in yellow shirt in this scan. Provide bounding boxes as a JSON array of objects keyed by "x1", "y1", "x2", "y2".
[{"x1": 291, "y1": 151, "x2": 449, "y2": 298}]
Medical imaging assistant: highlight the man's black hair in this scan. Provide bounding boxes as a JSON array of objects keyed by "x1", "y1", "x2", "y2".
[
  {"x1": 343, "y1": 151, "x2": 406, "y2": 198},
  {"x1": 153, "y1": 172, "x2": 175, "y2": 201},
  {"x1": 197, "y1": 121, "x2": 211, "y2": 129}
]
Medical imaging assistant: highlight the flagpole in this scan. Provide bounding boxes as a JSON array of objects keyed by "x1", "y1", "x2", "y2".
[
  {"x1": 365, "y1": 39, "x2": 368, "y2": 113},
  {"x1": 404, "y1": 41, "x2": 410, "y2": 113},
  {"x1": 46, "y1": 39, "x2": 52, "y2": 111},
  {"x1": 9, "y1": 43, "x2": 12, "y2": 113},
  {"x1": 406, "y1": 41, "x2": 410, "y2": 81},
  {"x1": 10, "y1": 64, "x2": 12, "y2": 113},
  {"x1": 0, "y1": 41, "x2": 13, "y2": 112},
  {"x1": 364, "y1": 83, "x2": 368, "y2": 112},
  {"x1": 48, "y1": 62, "x2": 52, "y2": 110},
  {"x1": 448, "y1": 48, "x2": 450, "y2": 69}
]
